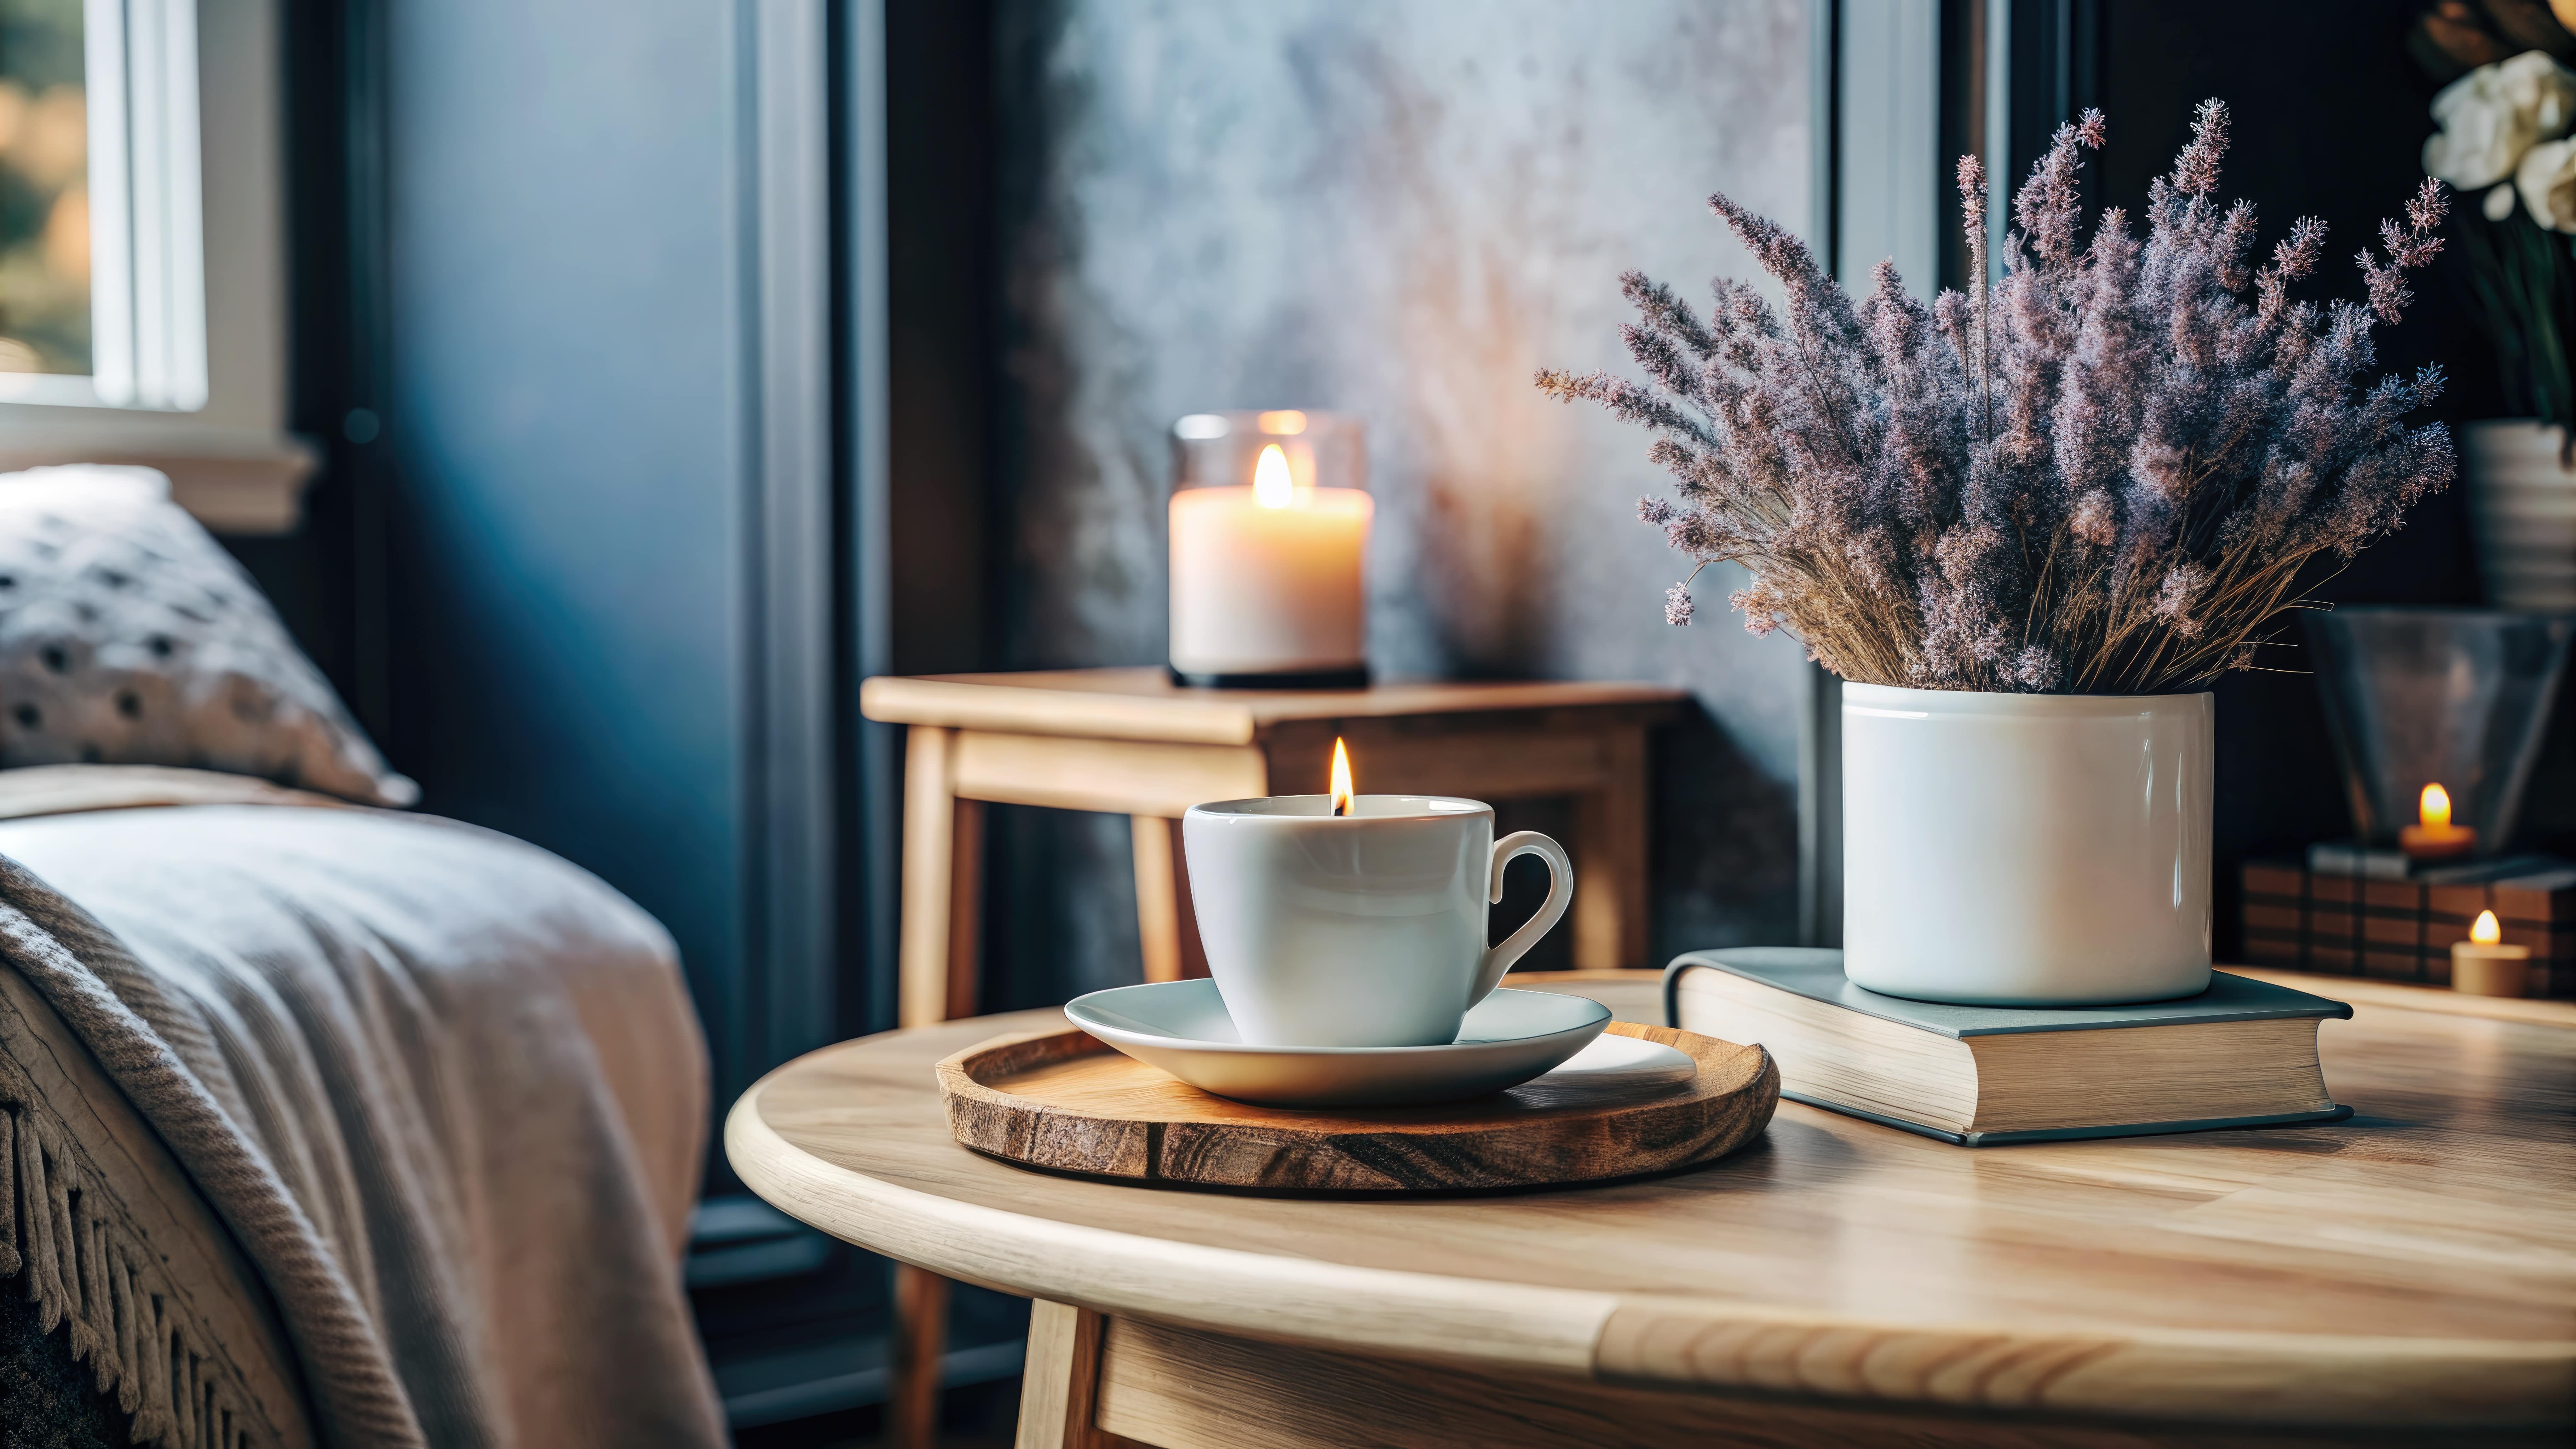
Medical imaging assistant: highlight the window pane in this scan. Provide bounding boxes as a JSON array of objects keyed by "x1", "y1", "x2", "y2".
[{"x1": 0, "y1": 0, "x2": 87, "y2": 378}]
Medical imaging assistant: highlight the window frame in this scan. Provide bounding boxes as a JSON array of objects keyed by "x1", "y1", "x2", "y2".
[{"x1": 0, "y1": 0, "x2": 311, "y2": 534}]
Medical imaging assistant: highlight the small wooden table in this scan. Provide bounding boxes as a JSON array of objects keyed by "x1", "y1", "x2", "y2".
[
  {"x1": 730, "y1": 970, "x2": 2576, "y2": 1448},
  {"x1": 859, "y1": 668, "x2": 1684, "y2": 1027}
]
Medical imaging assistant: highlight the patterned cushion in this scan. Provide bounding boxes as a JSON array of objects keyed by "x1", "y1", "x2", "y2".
[{"x1": 0, "y1": 465, "x2": 416, "y2": 806}]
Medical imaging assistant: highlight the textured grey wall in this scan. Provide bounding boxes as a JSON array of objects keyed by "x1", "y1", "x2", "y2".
[{"x1": 984, "y1": 0, "x2": 1816, "y2": 1005}]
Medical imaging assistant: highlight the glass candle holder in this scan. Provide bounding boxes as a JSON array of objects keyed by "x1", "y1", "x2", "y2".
[
  {"x1": 2304, "y1": 607, "x2": 2574, "y2": 852},
  {"x1": 1167, "y1": 410, "x2": 1372, "y2": 688}
]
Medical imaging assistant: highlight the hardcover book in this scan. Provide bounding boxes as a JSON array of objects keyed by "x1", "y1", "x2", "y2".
[{"x1": 1662, "y1": 948, "x2": 2352, "y2": 1146}]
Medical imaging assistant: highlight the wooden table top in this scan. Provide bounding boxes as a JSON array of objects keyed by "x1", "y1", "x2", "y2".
[
  {"x1": 727, "y1": 969, "x2": 2576, "y2": 1431},
  {"x1": 859, "y1": 667, "x2": 1686, "y2": 745}
]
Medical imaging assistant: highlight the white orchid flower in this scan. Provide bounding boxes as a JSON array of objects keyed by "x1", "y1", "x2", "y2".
[
  {"x1": 2517, "y1": 135, "x2": 2576, "y2": 232},
  {"x1": 2423, "y1": 50, "x2": 2576, "y2": 190}
]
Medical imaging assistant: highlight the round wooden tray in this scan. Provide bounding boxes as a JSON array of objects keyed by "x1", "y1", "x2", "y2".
[{"x1": 935, "y1": 1021, "x2": 1778, "y2": 1193}]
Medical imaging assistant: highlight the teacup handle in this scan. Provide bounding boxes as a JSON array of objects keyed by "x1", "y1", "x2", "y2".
[{"x1": 1471, "y1": 831, "x2": 1575, "y2": 1006}]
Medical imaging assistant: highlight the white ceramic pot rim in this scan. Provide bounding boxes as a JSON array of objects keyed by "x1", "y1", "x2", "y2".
[
  {"x1": 1844, "y1": 681, "x2": 2213, "y2": 719},
  {"x1": 1188, "y1": 794, "x2": 1489, "y2": 823}
]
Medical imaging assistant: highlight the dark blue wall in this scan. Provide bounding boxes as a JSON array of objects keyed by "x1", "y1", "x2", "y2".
[{"x1": 379, "y1": 0, "x2": 751, "y2": 1094}]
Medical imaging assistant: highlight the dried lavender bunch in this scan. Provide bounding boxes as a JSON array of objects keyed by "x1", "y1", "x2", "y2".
[{"x1": 1540, "y1": 102, "x2": 2456, "y2": 694}]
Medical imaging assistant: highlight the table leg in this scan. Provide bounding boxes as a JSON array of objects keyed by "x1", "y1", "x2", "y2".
[
  {"x1": 1129, "y1": 816, "x2": 1209, "y2": 984},
  {"x1": 1129, "y1": 816, "x2": 1183, "y2": 985},
  {"x1": 1171, "y1": 831, "x2": 1208, "y2": 981},
  {"x1": 901, "y1": 726, "x2": 987, "y2": 1027},
  {"x1": 1015, "y1": 1299, "x2": 1115, "y2": 1449},
  {"x1": 944, "y1": 799, "x2": 986, "y2": 1019},
  {"x1": 896, "y1": 730, "x2": 984, "y2": 1445},
  {"x1": 1571, "y1": 726, "x2": 1651, "y2": 970},
  {"x1": 890, "y1": 1263, "x2": 950, "y2": 1449}
]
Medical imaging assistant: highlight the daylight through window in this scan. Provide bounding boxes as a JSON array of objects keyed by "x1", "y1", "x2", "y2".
[{"x1": 0, "y1": 0, "x2": 202, "y2": 410}]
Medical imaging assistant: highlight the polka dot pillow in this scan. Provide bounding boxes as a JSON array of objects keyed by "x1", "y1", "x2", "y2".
[{"x1": 0, "y1": 464, "x2": 417, "y2": 806}]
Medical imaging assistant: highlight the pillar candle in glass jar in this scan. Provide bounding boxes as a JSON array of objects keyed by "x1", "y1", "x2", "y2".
[{"x1": 1167, "y1": 410, "x2": 1371, "y2": 687}]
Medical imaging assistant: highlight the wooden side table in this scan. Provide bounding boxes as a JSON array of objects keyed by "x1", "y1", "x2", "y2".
[
  {"x1": 860, "y1": 667, "x2": 1685, "y2": 1028},
  {"x1": 857, "y1": 669, "x2": 1678, "y2": 1445},
  {"x1": 729, "y1": 969, "x2": 2576, "y2": 1449}
]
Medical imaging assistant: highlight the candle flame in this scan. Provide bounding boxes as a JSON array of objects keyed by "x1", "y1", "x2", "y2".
[
  {"x1": 1254, "y1": 443, "x2": 1294, "y2": 508},
  {"x1": 1329, "y1": 737, "x2": 1355, "y2": 817},
  {"x1": 2420, "y1": 783, "x2": 2452, "y2": 831},
  {"x1": 2473, "y1": 909, "x2": 2502, "y2": 946}
]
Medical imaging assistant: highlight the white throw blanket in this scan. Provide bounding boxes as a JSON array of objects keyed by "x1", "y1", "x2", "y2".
[{"x1": 0, "y1": 774, "x2": 726, "y2": 1447}]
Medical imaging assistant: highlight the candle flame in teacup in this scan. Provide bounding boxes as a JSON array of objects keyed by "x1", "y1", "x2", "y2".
[
  {"x1": 2421, "y1": 782, "x2": 2452, "y2": 831},
  {"x1": 2473, "y1": 909, "x2": 2502, "y2": 946},
  {"x1": 1329, "y1": 736, "x2": 1355, "y2": 817},
  {"x1": 1253, "y1": 443, "x2": 1295, "y2": 508}
]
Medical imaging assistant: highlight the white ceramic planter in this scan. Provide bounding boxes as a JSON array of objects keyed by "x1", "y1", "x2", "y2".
[
  {"x1": 2463, "y1": 420, "x2": 2576, "y2": 613},
  {"x1": 1841, "y1": 682, "x2": 2213, "y2": 1006}
]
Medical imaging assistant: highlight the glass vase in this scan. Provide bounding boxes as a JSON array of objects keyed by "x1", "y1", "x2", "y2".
[{"x1": 2303, "y1": 607, "x2": 2574, "y2": 851}]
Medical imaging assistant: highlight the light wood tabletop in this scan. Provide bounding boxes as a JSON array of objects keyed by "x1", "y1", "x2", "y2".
[{"x1": 730, "y1": 969, "x2": 2575, "y2": 1445}]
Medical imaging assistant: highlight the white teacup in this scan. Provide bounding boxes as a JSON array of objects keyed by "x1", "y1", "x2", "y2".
[{"x1": 1181, "y1": 794, "x2": 1574, "y2": 1047}]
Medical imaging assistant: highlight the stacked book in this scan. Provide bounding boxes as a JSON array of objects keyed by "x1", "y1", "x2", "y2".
[
  {"x1": 1664, "y1": 949, "x2": 2351, "y2": 1146},
  {"x1": 2238, "y1": 853, "x2": 2575, "y2": 997}
]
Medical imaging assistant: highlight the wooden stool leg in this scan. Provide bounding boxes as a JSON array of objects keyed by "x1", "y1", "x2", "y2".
[
  {"x1": 1131, "y1": 815, "x2": 1183, "y2": 984},
  {"x1": 1571, "y1": 727, "x2": 1651, "y2": 970},
  {"x1": 1015, "y1": 1299, "x2": 1110, "y2": 1449},
  {"x1": 1172, "y1": 829, "x2": 1209, "y2": 981},
  {"x1": 890, "y1": 1263, "x2": 951, "y2": 1449},
  {"x1": 901, "y1": 726, "x2": 986, "y2": 1027},
  {"x1": 896, "y1": 730, "x2": 984, "y2": 1447},
  {"x1": 944, "y1": 799, "x2": 985, "y2": 1019},
  {"x1": 1129, "y1": 815, "x2": 1209, "y2": 983}
]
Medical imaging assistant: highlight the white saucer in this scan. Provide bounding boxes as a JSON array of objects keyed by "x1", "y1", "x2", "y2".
[
  {"x1": 1540, "y1": 1032, "x2": 1701, "y2": 1091},
  {"x1": 1064, "y1": 980, "x2": 1655, "y2": 1107}
]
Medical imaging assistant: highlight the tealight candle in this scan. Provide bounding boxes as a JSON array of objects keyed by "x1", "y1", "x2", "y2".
[
  {"x1": 2451, "y1": 910, "x2": 2532, "y2": 997},
  {"x1": 1168, "y1": 411, "x2": 1371, "y2": 687},
  {"x1": 2399, "y1": 782, "x2": 2477, "y2": 859}
]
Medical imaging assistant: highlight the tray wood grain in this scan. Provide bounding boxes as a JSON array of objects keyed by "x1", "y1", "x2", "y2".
[{"x1": 936, "y1": 1021, "x2": 1778, "y2": 1193}]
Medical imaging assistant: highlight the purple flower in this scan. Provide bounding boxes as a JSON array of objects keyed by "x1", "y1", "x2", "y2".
[
  {"x1": 1539, "y1": 98, "x2": 2455, "y2": 694},
  {"x1": 2172, "y1": 99, "x2": 2229, "y2": 197},
  {"x1": 2154, "y1": 563, "x2": 2207, "y2": 637}
]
